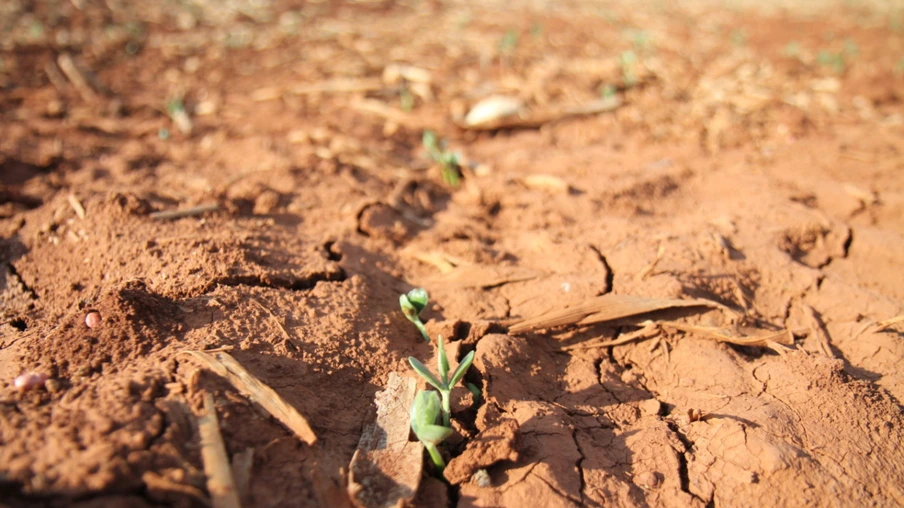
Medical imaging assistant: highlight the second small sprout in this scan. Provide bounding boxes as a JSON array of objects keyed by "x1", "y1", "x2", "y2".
[{"x1": 400, "y1": 287, "x2": 430, "y2": 342}]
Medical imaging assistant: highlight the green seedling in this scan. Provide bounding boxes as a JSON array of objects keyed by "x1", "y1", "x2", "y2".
[
  {"x1": 817, "y1": 50, "x2": 846, "y2": 74},
  {"x1": 400, "y1": 287, "x2": 430, "y2": 342},
  {"x1": 422, "y1": 131, "x2": 461, "y2": 187},
  {"x1": 621, "y1": 50, "x2": 638, "y2": 88},
  {"x1": 499, "y1": 29, "x2": 519, "y2": 55},
  {"x1": 166, "y1": 97, "x2": 193, "y2": 134},
  {"x1": 410, "y1": 390, "x2": 453, "y2": 472},
  {"x1": 600, "y1": 83, "x2": 617, "y2": 99},
  {"x1": 408, "y1": 335, "x2": 475, "y2": 427}
]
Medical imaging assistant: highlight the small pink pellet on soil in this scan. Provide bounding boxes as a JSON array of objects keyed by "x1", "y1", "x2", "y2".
[
  {"x1": 14, "y1": 372, "x2": 49, "y2": 392},
  {"x1": 85, "y1": 312, "x2": 102, "y2": 329}
]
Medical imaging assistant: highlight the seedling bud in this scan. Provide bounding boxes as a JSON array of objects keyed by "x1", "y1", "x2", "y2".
[
  {"x1": 403, "y1": 288, "x2": 429, "y2": 314},
  {"x1": 400, "y1": 288, "x2": 430, "y2": 342}
]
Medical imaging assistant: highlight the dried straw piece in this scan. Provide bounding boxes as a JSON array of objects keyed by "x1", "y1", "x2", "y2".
[
  {"x1": 67, "y1": 194, "x2": 86, "y2": 219},
  {"x1": 57, "y1": 53, "x2": 97, "y2": 101},
  {"x1": 561, "y1": 322, "x2": 660, "y2": 350},
  {"x1": 657, "y1": 321, "x2": 795, "y2": 347},
  {"x1": 150, "y1": 203, "x2": 220, "y2": 221},
  {"x1": 180, "y1": 350, "x2": 317, "y2": 445},
  {"x1": 197, "y1": 392, "x2": 242, "y2": 508},
  {"x1": 874, "y1": 315, "x2": 904, "y2": 332}
]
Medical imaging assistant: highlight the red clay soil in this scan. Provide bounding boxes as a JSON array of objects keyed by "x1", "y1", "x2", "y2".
[{"x1": 2, "y1": 1, "x2": 904, "y2": 506}]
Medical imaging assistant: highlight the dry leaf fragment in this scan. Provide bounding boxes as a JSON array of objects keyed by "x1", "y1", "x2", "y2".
[{"x1": 348, "y1": 372, "x2": 423, "y2": 508}]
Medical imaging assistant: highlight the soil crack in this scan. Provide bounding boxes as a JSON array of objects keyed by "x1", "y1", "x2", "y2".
[
  {"x1": 666, "y1": 421, "x2": 708, "y2": 505},
  {"x1": 6, "y1": 262, "x2": 38, "y2": 301},
  {"x1": 571, "y1": 428, "x2": 587, "y2": 506},
  {"x1": 209, "y1": 268, "x2": 347, "y2": 292},
  {"x1": 589, "y1": 245, "x2": 614, "y2": 294}
]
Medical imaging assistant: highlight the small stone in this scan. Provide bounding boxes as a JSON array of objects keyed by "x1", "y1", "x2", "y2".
[
  {"x1": 471, "y1": 469, "x2": 491, "y2": 488},
  {"x1": 640, "y1": 398, "x2": 662, "y2": 417},
  {"x1": 85, "y1": 311, "x2": 102, "y2": 329},
  {"x1": 688, "y1": 408, "x2": 704, "y2": 422},
  {"x1": 253, "y1": 190, "x2": 281, "y2": 215},
  {"x1": 44, "y1": 379, "x2": 62, "y2": 393},
  {"x1": 636, "y1": 471, "x2": 661, "y2": 489}
]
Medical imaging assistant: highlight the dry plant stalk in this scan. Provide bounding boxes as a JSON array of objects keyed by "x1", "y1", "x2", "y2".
[
  {"x1": 657, "y1": 321, "x2": 795, "y2": 347},
  {"x1": 874, "y1": 314, "x2": 904, "y2": 332},
  {"x1": 150, "y1": 203, "x2": 220, "y2": 221},
  {"x1": 180, "y1": 350, "x2": 317, "y2": 445},
  {"x1": 67, "y1": 194, "x2": 86, "y2": 219},
  {"x1": 197, "y1": 392, "x2": 242, "y2": 508},
  {"x1": 57, "y1": 53, "x2": 97, "y2": 101},
  {"x1": 561, "y1": 322, "x2": 661, "y2": 351}
]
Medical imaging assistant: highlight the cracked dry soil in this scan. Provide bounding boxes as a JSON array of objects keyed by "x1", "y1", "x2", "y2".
[{"x1": 2, "y1": 0, "x2": 904, "y2": 506}]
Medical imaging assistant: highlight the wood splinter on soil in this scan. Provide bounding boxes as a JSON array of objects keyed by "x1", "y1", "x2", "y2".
[{"x1": 178, "y1": 350, "x2": 317, "y2": 445}]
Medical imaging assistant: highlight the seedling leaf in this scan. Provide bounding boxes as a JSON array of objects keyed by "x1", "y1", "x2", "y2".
[
  {"x1": 416, "y1": 424, "x2": 454, "y2": 445},
  {"x1": 408, "y1": 357, "x2": 444, "y2": 390},
  {"x1": 449, "y1": 350, "x2": 475, "y2": 388},
  {"x1": 399, "y1": 295, "x2": 419, "y2": 320},
  {"x1": 410, "y1": 390, "x2": 452, "y2": 446}
]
